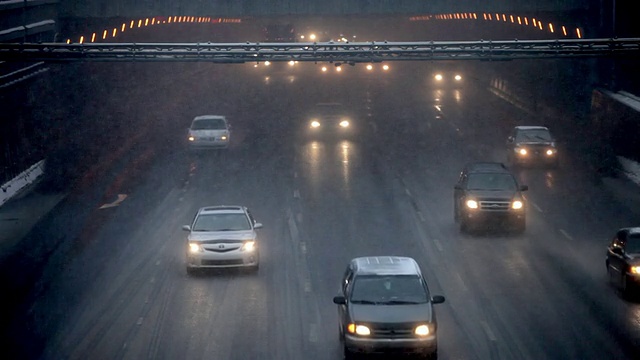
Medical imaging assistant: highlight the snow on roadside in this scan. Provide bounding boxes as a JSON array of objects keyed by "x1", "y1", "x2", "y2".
[
  {"x1": 0, "y1": 160, "x2": 45, "y2": 206},
  {"x1": 618, "y1": 156, "x2": 640, "y2": 186}
]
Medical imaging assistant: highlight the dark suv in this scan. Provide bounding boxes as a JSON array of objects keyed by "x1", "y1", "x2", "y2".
[
  {"x1": 506, "y1": 126, "x2": 559, "y2": 167},
  {"x1": 333, "y1": 256, "x2": 445, "y2": 359},
  {"x1": 454, "y1": 162, "x2": 528, "y2": 233}
]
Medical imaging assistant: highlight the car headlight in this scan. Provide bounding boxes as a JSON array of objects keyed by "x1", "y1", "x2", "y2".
[
  {"x1": 221, "y1": 135, "x2": 228, "y2": 141},
  {"x1": 311, "y1": 120, "x2": 321, "y2": 128},
  {"x1": 188, "y1": 136, "x2": 195, "y2": 141},
  {"x1": 466, "y1": 199, "x2": 478, "y2": 209},
  {"x1": 414, "y1": 324, "x2": 430, "y2": 336},
  {"x1": 517, "y1": 148, "x2": 528, "y2": 155},
  {"x1": 188, "y1": 243, "x2": 202, "y2": 253},
  {"x1": 512, "y1": 200, "x2": 524, "y2": 210},
  {"x1": 630, "y1": 266, "x2": 640, "y2": 275},
  {"x1": 454, "y1": 74, "x2": 462, "y2": 81},
  {"x1": 242, "y1": 241, "x2": 256, "y2": 252},
  {"x1": 546, "y1": 149, "x2": 556, "y2": 156},
  {"x1": 339, "y1": 120, "x2": 350, "y2": 128},
  {"x1": 434, "y1": 74, "x2": 443, "y2": 81},
  {"x1": 347, "y1": 324, "x2": 371, "y2": 336}
]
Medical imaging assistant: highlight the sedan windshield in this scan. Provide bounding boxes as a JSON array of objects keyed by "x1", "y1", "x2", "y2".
[
  {"x1": 350, "y1": 275, "x2": 428, "y2": 304},
  {"x1": 191, "y1": 118, "x2": 227, "y2": 130},
  {"x1": 193, "y1": 213, "x2": 251, "y2": 231},
  {"x1": 467, "y1": 173, "x2": 517, "y2": 191}
]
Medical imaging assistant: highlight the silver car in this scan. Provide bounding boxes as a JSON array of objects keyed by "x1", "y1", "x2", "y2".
[
  {"x1": 182, "y1": 205, "x2": 262, "y2": 274},
  {"x1": 187, "y1": 115, "x2": 231, "y2": 149}
]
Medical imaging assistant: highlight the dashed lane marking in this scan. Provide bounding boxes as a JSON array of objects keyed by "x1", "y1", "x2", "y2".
[
  {"x1": 432, "y1": 238, "x2": 443, "y2": 252},
  {"x1": 560, "y1": 229, "x2": 573, "y2": 240},
  {"x1": 481, "y1": 321, "x2": 497, "y2": 341},
  {"x1": 532, "y1": 202, "x2": 543, "y2": 213}
]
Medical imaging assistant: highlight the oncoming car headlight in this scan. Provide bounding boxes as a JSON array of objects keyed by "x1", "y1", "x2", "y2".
[
  {"x1": 546, "y1": 149, "x2": 556, "y2": 156},
  {"x1": 414, "y1": 324, "x2": 430, "y2": 336},
  {"x1": 630, "y1": 265, "x2": 640, "y2": 275},
  {"x1": 434, "y1": 74, "x2": 443, "y2": 81},
  {"x1": 242, "y1": 241, "x2": 256, "y2": 252},
  {"x1": 311, "y1": 120, "x2": 321, "y2": 128},
  {"x1": 512, "y1": 200, "x2": 524, "y2": 210},
  {"x1": 188, "y1": 243, "x2": 202, "y2": 253},
  {"x1": 465, "y1": 200, "x2": 478, "y2": 209},
  {"x1": 454, "y1": 74, "x2": 462, "y2": 81},
  {"x1": 188, "y1": 136, "x2": 195, "y2": 141},
  {"x1": 517, "y1": 148, "x2": 528, "y2": 156},
  {"x1": 339, "y1": 120, "x2": 350, "y2": 128},
  {"x1": 347, "y1": 324, "x2": 371, "y2": 336}
]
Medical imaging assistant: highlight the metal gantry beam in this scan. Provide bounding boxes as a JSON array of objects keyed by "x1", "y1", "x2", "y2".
[{"x1": 1, "y1": 38, "x2": 640, "y2": 62}]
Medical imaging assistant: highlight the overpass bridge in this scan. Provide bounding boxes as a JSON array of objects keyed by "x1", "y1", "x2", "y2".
[{"x1": 0, "y1": 0, "x2": 634, "y2": 186}]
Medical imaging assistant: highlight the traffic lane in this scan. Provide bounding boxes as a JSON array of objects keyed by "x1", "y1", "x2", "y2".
[{"x1": 371, "y1": 75, "x2": 640, "y2": 357}]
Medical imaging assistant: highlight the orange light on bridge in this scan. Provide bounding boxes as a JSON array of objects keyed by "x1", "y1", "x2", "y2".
[
  {"x1": 510, "y1": 15, "x2": 514, "y2": 23},
  {"x1": 538, "y1": 21, "x2": 543, "y2": 30},
  {"x1": 495, "y1": 13, "x2": 500, "y2": 21},
  {"x1": 138, "y1": 19, "x2": 142, "y2": 28},
  {"x1": 91, "y1": 33, "x2": 96, "y2": 42},
  {"x1": 576, "y1": 28, "x2": 582, "y2": 38},
  {"x1": 532, "y1": 18, "x2": 537, "y2": 27},
  {"x1": 152, "y1": 18, "x2": 156, "y2": 25},
  {"x1": 66, "y1": 38, "x2": 71, "y2": 44},
  {"x1": 502, "y1": 14, "x2": 507, "y2": 22},
  {"x1": 549, "y1": 23, "x2": 554, "y2": 33},
  {"x1": 79, "y1": 36, "x2": 84, "y2": 44},
  {"x1": 473, "y1": 13, "x2": 477, "y2": 19},
  {"x1": 121, "y1": 23, "x2": 126, "y2": 32},
  {"x1": 145, "y1": 18, "x2": 149, "y2": 26},
  {"x1": 102, "y1": 30, "x2": 107, "y2": 39},
  {"x1": 517, "y1": 16, "x2": 521, "y2": 25},
  {"x1": 562, "y1": 26, "x2": 567, "y2": 36},
  {"x1": 524, "y1": 17, "x2": 529, "y2": 25},
  {"x1": 112, "y1": 28, "x2": 117, "y2": 37},
  {"x1": 130, "y1": 20, "x2": 134, "y2": 29}
]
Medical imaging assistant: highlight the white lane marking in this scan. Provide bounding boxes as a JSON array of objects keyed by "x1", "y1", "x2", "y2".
[
  {"x1": 99, "y1": 194, "x2": 128, "y2": 209},
  {"x1": 297, "y1": 213, "x2": 303, "y2": 223},
  {"x1": 532, "y1": 202, "x2": 543, "y2": 213},
  {"x1": 309, "y1": 323, "x2": 318, "y2": 343},
  {"x1": 294, "y1": 171, "x2": 298, "y2": 178},
  {"x1": 300, "y1": 242, "x2": 307, "y2": 254},
  {"x1": 137, "y1": 317, "x2": 143, "y2": 326},
  {"x1": 304, "y1": 280, "x2": 311, "y2": 293},
  {"x1": 481, "y1": 321, "x2": 497, "y2": 341},
  {"x1": 293, "y1": 189, "x2": 300, "y2": 198},
  {"x1": 455, "y1": 273, "x2": 467, "y2": 292},
  {"x1": 405, "y1": 188, "x2": 412, "y2": 196},
  {"x1": 417, "y1": 211, "x2": 425, "y2": 222},
  {"x1": 560, "y1": 229, "x2": 573, "y2": 240},
  {"x1": 433, "y1": 238, "x2": 443, "y2": 252}
]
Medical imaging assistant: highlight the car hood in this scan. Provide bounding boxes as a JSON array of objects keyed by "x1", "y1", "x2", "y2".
[
  {"x1": 349, "y1": 303, "x2": 433, "y2": 323},
  {"x1": 188, "y1": 230, "x2": 256, "y2": 242},
  {"x1": 516, "y1": 141, "x2": 555, "y2": 147},
  {"x1": 465, "y1": 189, "x2": 518, "y2": 199}
]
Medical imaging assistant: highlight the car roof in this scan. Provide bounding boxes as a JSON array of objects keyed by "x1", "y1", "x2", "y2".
[
  {"x1": 193, "y1": 115, "x2": 226, "y2": 121},
  {"x1": 197, "y1": 205, "x2": 246, "y2": 215},
  {"x1": 463, "y1": 162, "x2": 509, "y2": 174},
  {"x1": 351, "y1": 256, "x2": 422, "y2": 276}
]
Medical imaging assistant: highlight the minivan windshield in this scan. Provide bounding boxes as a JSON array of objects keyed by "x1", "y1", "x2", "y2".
[
  {"x1": 350, "y1": 275, "x2": 428, "y2": 304},
  {"x1": 191, "y1": 118, "x2": 227, "y2": 130}
]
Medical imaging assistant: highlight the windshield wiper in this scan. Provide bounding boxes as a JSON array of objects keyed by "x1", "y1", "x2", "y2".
[
  {"x1": 351, "y1": 300, "x2": 378, "y2": 304},
  {"x1": 380, "y1": 300, "x2": 422, "y2": 305}
]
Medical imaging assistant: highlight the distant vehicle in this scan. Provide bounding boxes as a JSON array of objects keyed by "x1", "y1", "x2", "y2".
[
  {"x1": 506, "y1": 126, "x2": 558, "y2": 167},
  {"x1": 332, "y1": 256, "x2": 445, "y2": 359},
  {"x1": 182, "y1": 205, "x2": 262, "y2": 274},
  {"x1": 431, "y1": 70, "x2": 464, "y2": 88},
  {"x1": 454, "y1": 162, "x2": 528, "y2": 233},
  {"x1": 187, "y1": 115, "x2": 231, "y2": 149},
  {"x1": 606, "y1": 227, "x2": 640, "y2": 296},
  {"x1": 305, "y1": 102, "x2": 357, "y2": 139},
  {"x1": 263, "y1": 23, "x2": 296, "y2": 42}
]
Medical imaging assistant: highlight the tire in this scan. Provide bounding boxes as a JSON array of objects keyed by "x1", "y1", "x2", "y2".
[
  {"x1": 460, "y1": 218, "x2": 469, "y2": 234},
  {"x1": 514, "y1": 218, "x2": 526, "y2": 234},
  {"x1": 453, "y1": 204, "x2": 459, "y2": 223},
  {"x1": 186, "y1": 267, "x2": 197, "y2": 276},
  {"x1": 343, "y1": 346, "x2": 356, "y2": 360}
]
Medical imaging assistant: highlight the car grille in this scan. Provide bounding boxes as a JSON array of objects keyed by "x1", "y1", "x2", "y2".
[
  {"x1": 201, "y1": 239, "x2": 243, "y2": 252},
  {"x1": 202, "y1": 259, "x2": 244, "y2": 266},
  {"x1": 369, "y1": 323, "x2": 417, "y2": 339},
  {"x1": 479, "y1": 200, "x2": 511, "y2": 211}
]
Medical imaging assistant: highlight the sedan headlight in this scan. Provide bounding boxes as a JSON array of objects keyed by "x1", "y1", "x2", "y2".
[
  {"x1": 414, "y1": 324, "x2": 431, "y2": 336},
  {"x1": 545, "y1": 149, "x2": 556, "y2": 156},
  {"x1": 311, "y1": 120, "x2": 321, "y2": 128},
  {"x1": 512, "y1": 200, "x2": 524, "y2": 210},
  {"x1": 347, "y1": 323, "x2": 371, "y2": 336},
  {"x1": 465, "y1": 199, "x2": 478, "y2": 209},
  {"x1": 339, "y1": 120, "x2": 350, "y2": 128},
  {"x1": 188, "y1": 136, "x2": 195, "y2": 141},
  {"x1": 516, "y1": 148, "x2": 528, "y2": 156},
  {"x1": 188, "y1": 243, "x2": 202, "y2": 253},
  {"x1": 630, "y1": 265, "x2": 640, "y2": 275},
  {"x1": 221, "y1": 135, "x2": 228, "y2": 141},
  {"x1": 242, "y1": 241, "x2": 256, "y2": 252}
]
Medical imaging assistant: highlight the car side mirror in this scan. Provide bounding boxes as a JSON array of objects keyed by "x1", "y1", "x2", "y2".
[
  {"x1": 612, "y1": 247, "x2": 624, "y2": 255},
  {"x1": 454, "y1": 184, "x2": 462, "y2": 190},
  {"x1": 182, "y1": 225, "x2": 191, "y2": 231},
  {"x1": 333, "y1": 296, "x2": 347, "y2": 305},
  {"x1": 507, "y1": 136, "x2": 514, "y2": 143},
  {"x1": 254, "y1": 222, "x2": 263, "y2": 229},
  {"x1": 519, "y1": 185, "x2": 529, "y2": 191},
  {"x1": 431, "y1": 295, "x2": 445, "y2": 304}
]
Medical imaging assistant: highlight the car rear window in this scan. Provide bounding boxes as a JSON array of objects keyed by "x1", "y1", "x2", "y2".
[{"x1": 191, "y1": 118, "x2": 227, "y2": 130}]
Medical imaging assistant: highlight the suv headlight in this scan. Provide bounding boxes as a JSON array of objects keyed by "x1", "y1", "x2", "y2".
[
  {"x1": 242, "y1": 241, "x2": 256, "y2": 252},
  {"x1": 516, "y1": 148, "x2": 527, "y2": 155},
  {"x1": 311, "y1": 120, "x2": 321, "y2": 128},
  {"x1": 545, "y1": 149, "x2": 556, "y2": 156},
  {"x1": 188, "y1": 243, "x2": 203, "y2": 253},
  {"x1": 512, "y1": 200, "x2": 524, "y2": 210},
  {"x1": 630, "y1": 265, "x2": 640, "y2": 275},
  {"x1": 465, "y1": 199, "x2": 478, "y2": 209}
]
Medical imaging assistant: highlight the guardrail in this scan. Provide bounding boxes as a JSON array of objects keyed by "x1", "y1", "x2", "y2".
[{"x1": 1, "y1": 38, "x2": 640, "y2": 62}]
